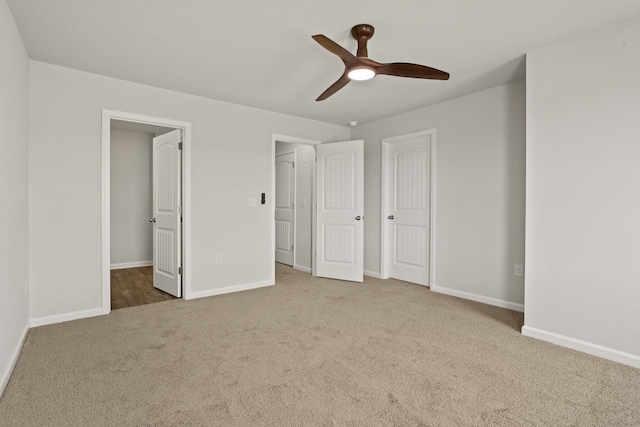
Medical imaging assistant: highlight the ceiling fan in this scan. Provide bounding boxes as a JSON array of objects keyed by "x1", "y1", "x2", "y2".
[{"x1": 312, "y1": 24, "x2": 449, "y2": 101}]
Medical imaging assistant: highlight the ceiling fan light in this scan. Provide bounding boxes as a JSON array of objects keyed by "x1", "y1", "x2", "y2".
[{"x1": 348, "y1": 67, "x2": 375, "y2": 81}]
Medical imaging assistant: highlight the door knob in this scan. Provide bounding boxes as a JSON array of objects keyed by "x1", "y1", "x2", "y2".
[
  {"x1": 149, "y1": 218, "x2": 156, "y2": 223},
  {"x1": 355, "y1": 216, "x2": 361, "y2": 221},
  {"x1": 388, "y1": 215, "x2": 394, "y2": 220}
]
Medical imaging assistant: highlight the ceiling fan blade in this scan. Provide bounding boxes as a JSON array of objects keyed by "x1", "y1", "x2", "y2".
[
  {"x1": 316, "y1": 73, "x2": 350, "y2": 101},
  {"x1": 312, "y1": 34, "x2": 358, "y2": 66},
  {"x1": 375, "y1": 62, "x2": 449, "y2": 80}
]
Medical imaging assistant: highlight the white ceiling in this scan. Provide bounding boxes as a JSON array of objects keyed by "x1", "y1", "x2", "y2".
[{"x1": 8, "y1": 0, "x2": 640, "y2": 125}]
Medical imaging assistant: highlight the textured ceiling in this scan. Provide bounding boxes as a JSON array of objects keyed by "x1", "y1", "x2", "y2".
[{"x1": 8, "y1": 0, "x2": 640, "y2": 125}]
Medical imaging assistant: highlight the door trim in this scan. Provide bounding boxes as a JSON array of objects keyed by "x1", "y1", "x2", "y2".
[
  {"x1": 101, "y1": 109, "x2": 192, "y2": 314},
  {"x1": 380, "y1": 129, "x2": 437, "y2": 286},
  {"x1": 271, "y1": 134, "x2": 320, "y2": 283}
]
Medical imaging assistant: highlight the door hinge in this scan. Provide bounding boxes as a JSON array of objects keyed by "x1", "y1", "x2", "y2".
[
  {"x1": 291, "y1": 244, "x2": 294, "y2": 251},
  {"x1": 178, "y1": 266, "x2": 183, "y2": 275},
  {"x1": 178, "y1": 142, "x2": 183, "y2": 150},
  {"x1": 292, "y1": 162, "x2": 295, "y2": 168},
  {"x1": 178, "y1": 205, "x2": 182, "y2": 214}
]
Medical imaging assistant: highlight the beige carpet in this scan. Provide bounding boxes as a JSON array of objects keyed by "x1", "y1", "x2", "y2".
[{"x1": 1, "y1": 264, "x2": 639, "y2": 426}]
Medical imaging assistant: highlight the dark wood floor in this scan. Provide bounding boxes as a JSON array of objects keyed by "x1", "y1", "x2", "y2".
[{"x1": 110, "y1": 266, "x2": 175, "y2": 310}]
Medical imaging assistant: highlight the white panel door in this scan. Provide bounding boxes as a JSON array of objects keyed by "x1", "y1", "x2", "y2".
[
  {"x1": 316, "y1": 140, "x2": 364, "y2": 282},
  {"x1": 385, "y1": 133, "x2": 431, "y2": 285},
  {"x1": 152, "y1": 129, "x2": 181, "y2": 297},
  {"x1": 275, "y1": 152, "x2": 295, "y2": 266}
]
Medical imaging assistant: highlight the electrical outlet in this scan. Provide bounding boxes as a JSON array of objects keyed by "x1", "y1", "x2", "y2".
[
  {"x1": 215, "y1": 255, "x2": 222, "y2": 265},
  {"x1": 514, "y1": 264, "x2": 524, "y2": 277}
]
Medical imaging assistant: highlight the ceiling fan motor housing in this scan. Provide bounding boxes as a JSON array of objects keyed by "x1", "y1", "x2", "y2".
[{"x1": 351, "y1": 24, "x2": 375, "y2": 57}]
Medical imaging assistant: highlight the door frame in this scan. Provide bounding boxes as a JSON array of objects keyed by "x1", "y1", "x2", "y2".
[
  {"x1": 271, "y1": 134, "x2": 320, "y2": 283},
  {"x1": 380, "y1": 129, "x2": 437, "y2": 286},
  {"x1": 101, "y1": 109, "x2": 192, "y2": 314}
]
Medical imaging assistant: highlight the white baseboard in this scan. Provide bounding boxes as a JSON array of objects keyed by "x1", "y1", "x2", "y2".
[
  {"x1": 188, "y1": 280, "x2": 274, "y2": 300},
  {"x1": 110, "y1": 261, "x2": 153, "y2": 270},
  {"x1": 522, "y1": 326, "x2": 640, "y2": 369},
  {"x1": 293, "y1": 265, "x2": 312, "y2": 274},
  {"x1": 29, "y1": 307, "x2": 103, "y2": 328},
  {"x1": 364, "y1": 270, "x2": 381, "y2": 279},
  {"x1": 431, "y1": 285, "x2": 524, "y2": 313},
  {"x1": 1, "y1": 321, "x2": 29, "y2": 397}
]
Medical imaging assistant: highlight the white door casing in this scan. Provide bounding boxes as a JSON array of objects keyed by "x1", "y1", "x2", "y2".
[
  {"x1": 275, "y1": 152, "x2": 295, "y2": 266},
  {"x1": 316, "y1": 140, "x2": 364, "y2": 282},
  {"x1": 152, "y1": 129, "x2": 182, "y2": 297},
  {"x1": 382, "y1": 131, "x2": 434, "y2": 286},
  {"x1": 102, "y1": 109, "x2": 192, "y2": 314}
]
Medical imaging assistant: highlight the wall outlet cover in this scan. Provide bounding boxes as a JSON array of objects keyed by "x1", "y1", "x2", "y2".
[{"x1": 514, "y1": 264, "x2": 524, "y2": 277}]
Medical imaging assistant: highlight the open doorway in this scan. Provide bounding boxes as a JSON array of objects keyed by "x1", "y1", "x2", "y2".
[
  {"x1": 275, "y1": 141, "x2": 316, "y2": 273},
  {"x1": 271, "y1": 135, "x2": 365, "y2": 283},
  {"x1": 110, "y1": 120, "x2": 178, "y2": 309},
  {"x1": 101, "y1": 110, "x2": 192, "y2": 315},
  {"x1": 272, "y1": 135, "x2": 320, "y2": 280}
]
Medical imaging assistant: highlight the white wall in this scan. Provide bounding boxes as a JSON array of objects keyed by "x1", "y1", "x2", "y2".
[
  {"x1": 275, "y1": 142, "x2": 314, "y2": 272},
  {"x1": 524, "y1": 16, "x2": 640, "y2": 367},
  {"x1": 28, "y1": 60, "x2": 350, "y2": 321},
  {"x1": 110, "y1": 128, "x2": 153, "y2": 267},
  {"x1": 352, "y1": 80, "x2": 526, "y2": 310},
  {"x1": 0, "y1": 0, "x2": 30, "y2": 394}
]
